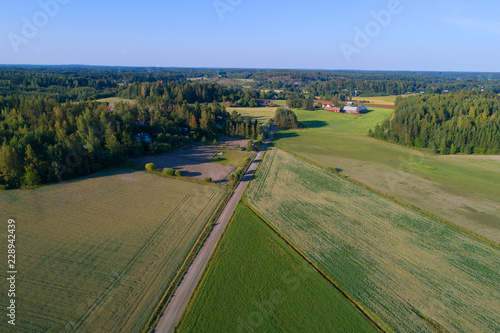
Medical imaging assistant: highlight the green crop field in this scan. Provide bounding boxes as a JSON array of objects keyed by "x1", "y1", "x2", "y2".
[
  {"x1": 0, "y1": 169, "x2": 225, "y2": 332},
  {"x1": 293, "y1": 107, "x2": 394, "y2": 135},
  {"x1": 274, "y1": 131, "x2": 500, "y2": 243},
  {"x1": 247, "y1": 148, "x2": 500, "y2": 333},
  {"x1": 210, "y1": 149, "x2": 253, "y2": 167},
  {"x1": 177, "y1": 204, "x2": 378, "y2": 333},
  {"x1": 227, "y1": 107, "x2": 278, "y2": 123},
  {"x1": 96, "y1": 97, "x2": 137, "y2": 106}
]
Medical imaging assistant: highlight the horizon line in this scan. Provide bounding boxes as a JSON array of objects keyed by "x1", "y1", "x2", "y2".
[{"x1": 0, "y1": 64, "x2": 499, "y2": 75}]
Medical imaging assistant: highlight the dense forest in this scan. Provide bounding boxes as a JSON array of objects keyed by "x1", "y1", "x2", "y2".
[
  {"x1": 0, "y1": 69, "x2": 267, "y2": 189},
  {"x1": 370, "y1": 92, "x2": 500, "y2": 154}
]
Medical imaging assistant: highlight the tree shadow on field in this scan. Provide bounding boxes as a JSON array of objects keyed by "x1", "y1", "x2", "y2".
[
  {"x1": 272, "y1": 131, "x2": 300, "y2": 147},
  {"x1": 301, "y1": 120, "x2": 328, "y2": 129},
  {"x1": 58, "y1": 168, "x2": 137, "y2": 185}
]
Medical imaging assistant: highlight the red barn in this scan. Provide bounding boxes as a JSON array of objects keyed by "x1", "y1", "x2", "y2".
[{"x1": 325, "y1": 107, "x2": 341, "y2": 113}]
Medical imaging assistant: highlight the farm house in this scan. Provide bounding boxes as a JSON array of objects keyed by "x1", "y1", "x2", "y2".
[{"x1": 344, "y1": 106, "x2": 368, "y2": 114}]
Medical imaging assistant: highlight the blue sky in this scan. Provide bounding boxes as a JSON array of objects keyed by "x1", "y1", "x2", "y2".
[{"x1": 0, "y1": 0, "x2": 499, "y2": 71}]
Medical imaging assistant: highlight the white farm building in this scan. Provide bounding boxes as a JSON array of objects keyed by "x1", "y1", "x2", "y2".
[{"x1": 343, "y1": 106, "x2": 368, "y2": 114}]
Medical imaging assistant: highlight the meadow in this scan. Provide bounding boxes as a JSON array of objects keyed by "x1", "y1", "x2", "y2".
[
  {"x1": 95, "y1": 97, "x2": 137, "y2": 106},
  {"x1": 293, "y1": 107, "x2": 394, "y2": 135},
  {"x1": 246, "y1": 148, "x2": 500, "y2": 332},
  {"x1": 0, "y1": 170, "x2": 225, "y2": 332},
  {"x1": 176, "y1": 204, "x2": 378, "y2": 333},
  {"x1": 209, "y1": 149, "x2": 253, "y2": 167},
  {"x1": 227, "y1": 106, "x2": 278, "y2": 123},
  {"x1": 274, "y1": 131, "x2": 500, "y2": 243}
]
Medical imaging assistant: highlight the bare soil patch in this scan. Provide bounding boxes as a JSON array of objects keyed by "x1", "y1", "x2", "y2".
[
  {"x1": 217, "y1": 137, "x2": 251, "y2": 150},
  {"x1": 135, "y1": 146, "x2": 235, "y2": 183}
]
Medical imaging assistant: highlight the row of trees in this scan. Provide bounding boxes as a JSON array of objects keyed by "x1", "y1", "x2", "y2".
[
  {"x1": 286, "y1": 98, "x2": 315, "y2": 110},
  {"x1": 370, "y1": 91, "x2": 500, "y2": 154}
]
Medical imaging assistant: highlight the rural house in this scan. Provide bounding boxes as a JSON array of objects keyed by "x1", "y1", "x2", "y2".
[
  {"x1": 135, "y1": 133, "x2": 152, "y2": 143},
  {"x1": 344, "y1": 106, "x2": 368, "y2": 114}
]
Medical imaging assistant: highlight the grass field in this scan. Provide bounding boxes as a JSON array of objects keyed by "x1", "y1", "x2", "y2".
[
  {"x1": 293, "y1": 107, "x2": 394, "y2": 135},
  {"x1": 227, "y1": 107, "x2": 278, "y2": 123},
  {"x1": 274, "y1": 131, "x2": 500, "y2": 243},
  {"x1": 246, "y1": 148, "x2": 500, "y2": 332},
  {"x1": 352, "y1": 95, "x2": 398, "y2": 105},
  {"x1": 0, "y1": 169, "x2": 225, "y2": 332},
  {"x1": 209, "y1": 149, "x2": 252, "y2": 167},
  {"x1": 177, "y1": 204, "x2": 378, "y2": 333},
  {"x1": 96, "y1": 97, "x2": 137, "y2": 106}
]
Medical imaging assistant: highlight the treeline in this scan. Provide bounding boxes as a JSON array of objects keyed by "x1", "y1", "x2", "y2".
[
  {"x1": 0, "y1": 66, "x2": 183, "y2": 102},
  {"x1": 286, "y1": 98, "x2": 315, "y2": 110},
  {"x1": 229, "y1": 69, "x2": 500, "y2": 96},
  {"x1": 370, "y1": 92, "x2": 500, "y2": 154},
  {"x1": 118, "y1": 81, "x2": 268, "y2": 106}
]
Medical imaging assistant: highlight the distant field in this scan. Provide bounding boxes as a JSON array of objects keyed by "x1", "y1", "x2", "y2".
[
  {"x1": 353, "y1": 95, "x2": 397, "y2": 105},
  {"x1": 247, "y1": 148, "x2": 500, "y2": 332},
  {"x1": 353, "y1": 94, "x2": 418, "y2": 106},
  {"x1": 96, "y1": 97, "x2": 137, "y2": 106},
  {"x1": 177, "y1": 204, "x2": 378, "y2": 333},
  {"x1": 210, "y1": 149, "x2": 252, "y2": 167},
  {"x1": 271, "y1": 99, "x2": 286, "y2": 106},
  {"x1": 227, "y1": 106, "x2": 278, "y2": 123},
  {"x1": 274, "y1": 131, "x2": 500, "y2": 243},
  {"x1": 293, "y1": 107, "x2": 394, "y2": 135},
  {"x1": 0, "y1": 170, "x2": 225, "y2": 332}
]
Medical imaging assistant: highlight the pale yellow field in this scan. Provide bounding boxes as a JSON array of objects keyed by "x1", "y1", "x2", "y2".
[
  {"x1": 226, "y1": 106, "x2": 278, "y2": 123},
  {"x1": 247, "y1": 149, "x2": 500, "y2": 333},
  {"x1": 0, "y1": 169, "x2": 225, "y2": 332},
  {"x1": 353, "y1": 94, "x2": 416, "y2": 106}
]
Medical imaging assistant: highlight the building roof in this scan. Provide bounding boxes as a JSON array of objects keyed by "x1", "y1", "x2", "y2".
[{"x1": 344, "y1": 105, "x2": 368, "y2": 112}]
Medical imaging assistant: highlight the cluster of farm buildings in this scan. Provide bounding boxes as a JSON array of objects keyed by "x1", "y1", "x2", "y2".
[{"x1": 321, "y1": 102, "x2": 368, "y2": 114}]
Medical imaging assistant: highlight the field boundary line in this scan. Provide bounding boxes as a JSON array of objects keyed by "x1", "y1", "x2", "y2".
[
  {"x1": 276, "y1": 146, "x2": 500, "y2": 249},
  {"x1": 241, "y1": 200, "x2": 388, "y2": 333},
  {"x1": 142, "y1": 188, "x2": 231, "y2": 333}
]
